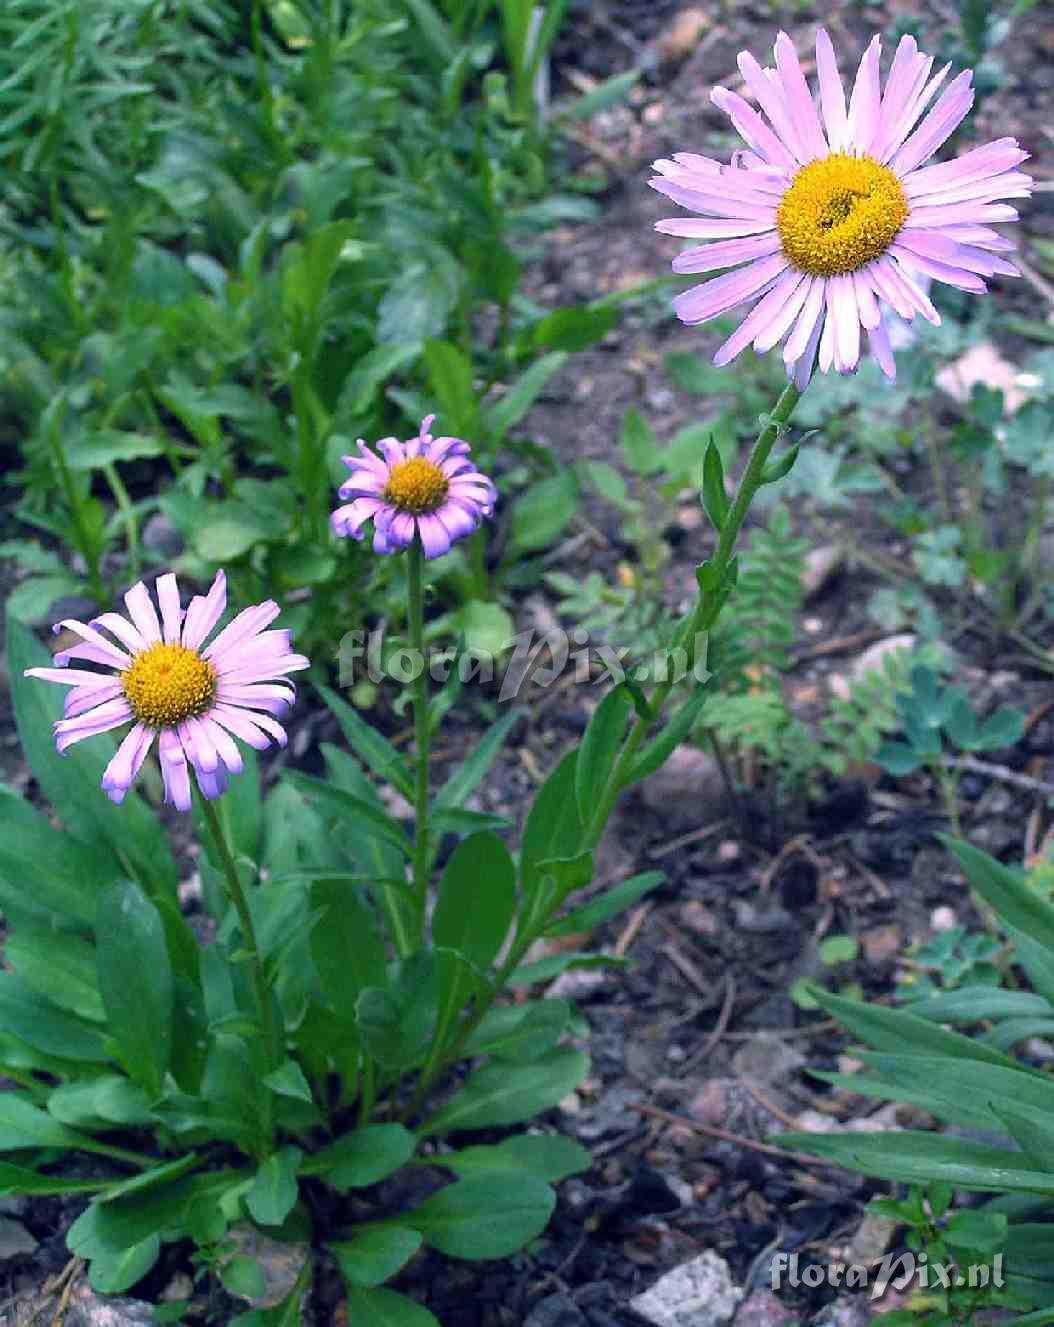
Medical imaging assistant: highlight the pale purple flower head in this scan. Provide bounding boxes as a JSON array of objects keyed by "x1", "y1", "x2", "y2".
[
  {"x1": 25, "y1": 572, "x2": 309, "y2": 811},
  {"x1": 650, "y1": 28, "x2": 1032, "y2": 385},
  {"x1": 331, "y1": 414, "x2": 496, "y2": 559}
]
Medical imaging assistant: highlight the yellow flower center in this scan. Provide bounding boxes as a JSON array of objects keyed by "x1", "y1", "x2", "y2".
[
  {"x1": 777, "y1": 153, "x2": 909, "y2": 277},
  {"x1": 384, "y1": 456, "x2": 449, "y2": 515},
  {"x1": 121, "y1": 642, "x2": 217, "y2": 728}
]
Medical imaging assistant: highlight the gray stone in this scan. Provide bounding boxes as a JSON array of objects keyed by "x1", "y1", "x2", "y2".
[
  {"x1": 63, "y1": 1284, "x2": 155, "y2": 1327},
  {"x1": 845, "y1": 1212, "x2": 896, "y2": 1266},
  {"x1": 225, "y1": 1225, "x2": 310, "y2": 1308},
  {"x1": 809, "y1": 1295, "x2": 873, "y2": 1327},
  {"x1": 525, "y1": 1293, "x2": 588, "y2": 1327},
  {"x1": 0, "y1": 1215, "x2": 38, "y2": 1260},
  {"x1": 141, "y1": 513, "x2": 184, "y2": 559},
  {"x1": 732, "y1": 1035, "x2": 806, "y2": 1087},
  {"x1": 640, "y1": 745, "x2": 727, "y2": 829},
  {"x1": 801, "y1": 545, "x2": 844, "y2": 601},
  {"x1": 630, "y1": 1250, "x2": 743, "y2": 1326},
  {"x1": 735, "y1": 1290, "x2": 798, "y2": 1327}
]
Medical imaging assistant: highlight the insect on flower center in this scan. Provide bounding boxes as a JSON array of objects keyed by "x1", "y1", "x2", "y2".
[
  {"x1": 384, "y1": 457, "x2": 450, "y2": 515},
  {"x1": 777, "y1": 153, "x2": 909, "y2": 277},
  {"x1": 121, "y1": 642, "x2": 217, "y2": 728}
]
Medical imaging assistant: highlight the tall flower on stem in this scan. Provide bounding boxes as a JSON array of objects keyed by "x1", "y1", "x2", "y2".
[
  {"x1": 651, "y1": 28, "x2": 1031, "y2": 384},
  {"x1": 25, "y1": 572, "x2": 307, "y2": 1151},
  {"x1": 332, "y1": 415, "x2": 496, "y2": 945},
  {"x1": 26, "y1": 571, "x2": 309, "y2": 811}
]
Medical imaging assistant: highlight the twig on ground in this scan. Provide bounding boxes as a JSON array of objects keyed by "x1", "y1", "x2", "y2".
[
  {"x1": 631, "y1": 1102, "x2": 830, "y2": 1168},
  {"x1": 947, "y1": 754, "x2": 1054, "y2": 798},
  {"x1": 614, "y1": 902, "x2": 652, "y2": 957},
  {"x1": 647, "y1": 818, "x2": 729, "y2": 860},
  {"x1": 682, "y1": 973, "x2": 737, "y2": 1072}
]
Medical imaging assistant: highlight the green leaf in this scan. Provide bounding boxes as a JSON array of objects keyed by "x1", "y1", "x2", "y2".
[
  {"x1": 331, "y1": 1226, "x2": 423, "y2": 1288},
  {"x1": 7, "y1": 618, "x2": 176, "y2": 895},
  {"x1": 433, "y1": 832, "x2": 516, "y2": 971},
  {"x1": 620, "y1": 409, "x2": 662, "y2": 475},
  {"x1": 67, "y1": 431, "x2": 165, "y2": 470},
  {"x1": 310, "y1": 880, "x2": 388, "y2": 1020},
  {"x1": 561, "y1": 69, "x2": 640, "y2": 121},
  {"x1": 405, "y1": 1174, "x2": 555, "y2": 1260},
  {"x1": 948, "y1": 840, "x2": 1054, "y2": 954},
  {"x1": 49, "y1": 1077, "x2": 155, "y2": 1130},
  {"x1": 0, "y1": 1093, "x2": 101, "y2": 1153},
  {"x1": 339, "y1": 343, "x2": 422, "y2": 415},
  {"x1": 625, "y1": 683, "x2": 712, "y2": 786},
  {"x1": 435, "y1": 710, "x2": 520, "y2": 810},
  {"x1": 944, "y1": 1208, "x2": 1007, "y2": 1253},
  {"x1": 460, "y1": 1000, "x2": 571, "y2": 1061},
  {"x1": 343, "y1": 1287, "x2": 440, "y2": 1327},
  {"x1": 905, "y1": 987, "x2": 1050, "y2": 1023},
  {"x1": 520, "y1": 750, "x2": 582, "y2": 898},
  {"x1": 546, "y1": 871, "x2": 664, "y2": 937},
  {"x1": 356, "y1": 954, "x2": 437, "y2": 1070},
  {"x1": 195, "y1": 508, "x2": 272, "y2": 561},
  {"x1": 247, "y1": 1147, "x2": 303, "y2": 1227},
  {"x1": 0, "y1": 1162, "x2": 110, "y2": 1196},
  {"x1": 530, "y1": 305, "x2": 618, "y2": 353},
  {"x1": 701, "y1": 439, "x2": 729, "y2": 532},
  {"x1": 317, "y1": 685, "x2": 414, "y2": 802},
  {"x1": 302, "y1": 1124, "x2": 416, "y2": 1190},
  {"x1": 286, "y1": 773, "x2": 411, "y2": 858},
  {"x1": 819, "y1": 935, "x2": 859, "y2": 966},
  {"x1": 437, "y1": 1134, "x2": 590, "y2": 1183},
  {"x1": 508, "y1": 471, "x2": 578, "y2": 556},
  {"x1": 88, "y1": 1236, "x2": 162, "y2": 1294},
  {"x1": 575, "y1": 686, "x2": 631, "y2": 823},
  {"x1": 0, "y1": 972, "x2": 107, "y2": 1063},
  {"x1": 453, "y1": 600, "x2": 515, "y2": 661},
  {"x1": 973, "y1": 706, "x2": 1026, "y2": 750},
  {"x1": 96, "y1": 881, "x2": 173, "y2": 1096},
  {"x1": 776, "y1": 1129, "x2": 1054, "y2": 1194},
  {"x1": 221, "y1": 1255, "x2": 268, "y2": 1301},
  {"x1": 424, "y1": 340, "x2": 478, "y2": 436},
  {"x1": 262, "y1": 1061, "x2": 314, "y2": 1104},
  {"x1": 4, "y1": 927, "x2": 104, "y2": 1022},
  {"x1": 421, "y1": 1047, "x2": 588, "y2": 1136},
  {"x1": 875, "y1": 740, "x2": 925, "y2": 775},
  {"x1": 488, "y1": 353, "x2": 568, "y2": 441}
]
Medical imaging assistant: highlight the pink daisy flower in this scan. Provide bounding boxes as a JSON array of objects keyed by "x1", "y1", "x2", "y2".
[
  {"x1": 650, "y1": 29, "x2": 1032, "y2": 385},
  {"x1": 331, "y1": 414, "x2": 496, "y2": 560},
  {"x1": 25, "y1": 572, "x2": 309, "y2": 811}
]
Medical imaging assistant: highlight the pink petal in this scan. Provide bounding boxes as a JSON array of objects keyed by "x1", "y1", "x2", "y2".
[
  {"x1": 712, "y1": 269, "x2": 808, "y2": 366},
  {"x1": 790, "y1": 309, "x2": 825, "y2": 389},
  {"x1": 216, "y1": 683, "x2": 295, "y2": 715},
  {"x1": 332, "y1": 497, "x2": 385, "y2": 538},
  {"x1": 25, "y1": 666, "x2": 119, "y2": 688},
  {"x1": 737, "y1": 53, "x2": 808, "y2": 165},
  {"x1": 210, "y1": 705, "x2": 272, "y2": 751},
  {"x1": 123, "y1": 581, "x2": 162, "y2": 646},
  {"x1": 818, "y1": 305, "x2": 836, "y2": 374},
  {"x1": 828, "y1": 275, "x2": 861, "y2": 374},
  {"x1": 673, "y1": 252, "x2": 788, "y2": 326},
  {"x1": 65, "y1": 681, "x2": 125, "y2": 719},
  {"x1": 101, "y1": 724, "x2": 154, "y2": 804},
  {"x1": 846, "y1": 36, "x2": 882, "y2": 154},
  {"x1": 868, "y1": 319, "x2": 897, "y2": 381},
  {"x1": 202, "y1": 601, "x2": 280, "y2": 661},
  {"x1": 214, "y1": 703, "x2": 287, "y2": 748},
  {"x1": 180, "y1": 717, "x2": 219, "y2": 774},
  {"x1": 783, "y1": 279, "x2": 826, "y2": 365},
  {"x1": 870, "y1": 34, "x2": 924, "y2": 159},
  {"x1": 890, "y1": 71, "x2": 974, "y2": 177},
  {"x1": 89, "y1": 612, "x2": 147, "y2": 656},
  {"x1": 815, "y1": 29, "x2": 849, "y2": 152},
  {"x1": 182, "y1": 570, "x2": 228, "y2": 651},
  {"x1": 198, "y1": 716, "x2": 243, "y2": 774},
  {"x1": 54, "y1": 698, "x2": 133, "y2": 752},
  {"x1": 774, "y1": 31, "x2": 828, "y2": 160},
  {"x1": 159, "y1": 729, "x2": 192, "y2": 812},
  {"x1": 52, "y1": 620, "x2": 131, "y2": 670},
  {"x1": 878, "y1": 59, "x2": 948, "y2": 163},
  {"x1": 754, "y1": 275, "x2": 815, "y2": 354},
  {"x1": 711, "y1": 88, "x2": 797, "y2": 171},
  {"x1": 853, "y1": 270, "x2": 881, "y2": 330},
  {"x1": 648, "y1": 175, "x2": 777, "y2": 223},
  {"x1": 416, "y1": 513, "x2": 452, "y2": 560},
  {"x1": 906, "y1": 203, "x2": 1018, "y2": 227},
  {"x1": 902, "y1": 138, "x2": 1029, "y2": 197},
  {"x1": 671, "y1": 232, "x2": 783, "y2": 275},
  {"x1": 154, "y1": 573, "x2": 182, "y2": 645},
  {"x1": 873, "y1": 256, "x2": 940, "y2": 324},
  {"x1": 889, "y1": 243, "x2": 987, "y2": 293}
]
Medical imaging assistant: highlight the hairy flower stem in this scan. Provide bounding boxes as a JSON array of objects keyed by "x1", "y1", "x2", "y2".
[
  {"x1": 584, "y1": 381, "x2": 804, "y2": 845},
  {"x1": 408, "y1": 539, "x2": 431, "y2": 944},
  {"x1": 200, "y1": 797, "x2": 278, "y2": 1153}
]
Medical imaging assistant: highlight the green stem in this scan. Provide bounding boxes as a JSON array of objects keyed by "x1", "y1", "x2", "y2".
[
  {"x1": 407, "y1": 540, "x2": 431, "y2": 944},
  {"x1": 104, "y1": 462, "x2": 140, "y2": 580},
  {"x1": 200, "y1": 797, "x2": 278, "y2": 1152},
  {"x1": 585, "y1": 381, "x2": 803, "y2": 844}
]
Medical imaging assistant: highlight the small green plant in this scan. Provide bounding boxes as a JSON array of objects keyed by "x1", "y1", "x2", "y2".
[
  {"x1": 782, "y1": 841, "x2": 1054, "y2": 1322},
  {"x1": 791, "y1": 934, "x2": 863, "y2": 1011},
  {"x1": 875, "y1": 663, "x2": 1025, "y2": 834},
  {"x1": 897, "y1": 927, "x2": 1003, "y2": 1004}
]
